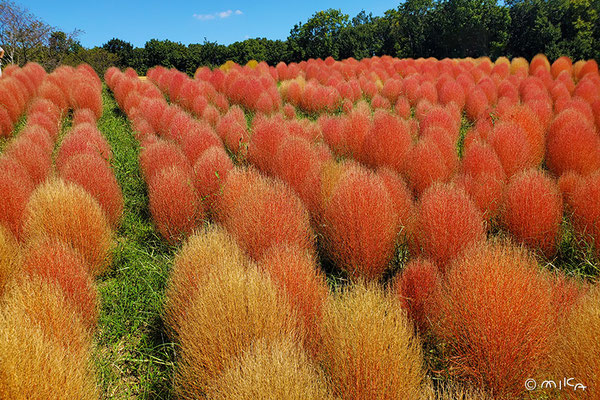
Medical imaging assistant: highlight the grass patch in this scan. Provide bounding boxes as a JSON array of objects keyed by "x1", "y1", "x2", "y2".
[{"x1": 94, "y1": 86, "x2": 177, "y2": 399}]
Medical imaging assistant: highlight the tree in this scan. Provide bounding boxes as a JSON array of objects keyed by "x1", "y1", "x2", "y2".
[
  {"x1": 430, "y1": 0, "x2": 511, "y2": 58},
  {"x1": 338, "y1": 11, "x2": 384, "y2": 60},
  {"x1": 385, "y1": 0, "x2": 436, "y2": 58},
  {"x1": 0, "y1": 0, "x2": 53, "y2": 65},
  {"x1": 46, "y1": 30, "x2": 83, "y2": 70},
  {"x1": 287, "y1": 9, "x2": 350, "y2": 61},
  {"x1": 102, "y1": 38, "x2": 134, "y2": 68},
  {"x1": 144, "y1": 39, "x2": 188, "y2": 71},
  {"x1": 63, "y1": 47, "x2": 118, "y2": 76}
]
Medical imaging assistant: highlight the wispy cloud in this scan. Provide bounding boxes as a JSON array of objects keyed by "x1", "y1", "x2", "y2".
[{"x1": 193, "y1": 9, "x2": 243, "y2": 21}]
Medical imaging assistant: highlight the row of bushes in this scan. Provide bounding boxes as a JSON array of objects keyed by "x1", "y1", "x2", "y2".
[{"x1": 0, "y1": 65, "x2": 123, "y2": 398}]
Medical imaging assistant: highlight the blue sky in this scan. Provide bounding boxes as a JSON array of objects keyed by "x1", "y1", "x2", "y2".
[{"x1": 21, "y1": 0, "x2": 397, "y2": 48}]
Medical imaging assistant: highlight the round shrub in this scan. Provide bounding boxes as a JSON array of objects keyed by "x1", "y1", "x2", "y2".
[
  {"x1": 164, "y1": 224, "x2": 254, "y2": 337},
  {"x1": 148, "y1": 166, "x2": 204, "y2": 245},
  {"x1": 501, "y1": 169, "x2": 563, "y2": 256},
  {"x1": 174, "y1": 265, "x2": 300, "y2": 398},
  {"x1": 22, "y1": 179, "x2": 113, "y2": 277},
  {"x1": 411, "y1": 183, "x2": 486, "y2": 270},
  {"x1": 322, "y1": 164, "x2": 399, "y2": 280},
  {"x1": 59, "y1": 153, "x2": 124, "y2": 229},
  {"x1": 220, "y1": 170, "x2": 314, "y2": 260},
  {"x1": 434, "y1": 242, "x2": 557, "y2": 398},
  {"x1": 192, "y1": 146, "x2": 234, "y2": 215},
  {"x1": 0, "y1": 156, "x2": 35, "y2": 239},
  {"x1": 206, "y1": 339, "x2": 335, "y2": 400},
  {"x1": 392, "y1": 258, "x2": 440, "y2": 332},
  {"x1": 22, "y1": 237, "x2": 98, "y2": 329},
  {"x1": 320, "y1": 282, "x2": 425, "y2": 400},
  {"x1": 0, "y1": 277, "x2": 98, "y2": 400}
]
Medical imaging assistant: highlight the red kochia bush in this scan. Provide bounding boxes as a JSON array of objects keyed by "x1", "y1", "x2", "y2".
[
  {"x1": 405, "y1": 136, "x2": 453, "y2": 196},
  {"x1": 378, "y1": 167, "x2": 416, "y2": 241},
  {"x1": 434, "y1": 242, "x2": 556, "y2": 399},
  {"x1": 247, "y1": 115, "x2": 287, "y2": 173},
  {"x1": 488, "y1": 121, "x2": 533, "y2": 177},
  {"x1": 215, "y1": 105, "x2": 249, "y2": 155},
  {"x1": 56, "y1": 124, "x2": 113, "y2": 168},
  {"x1": 501, "y1": 169, "x2": 563, "y2": 257},
  {"x1": 392, "y1": 258, "x2": 440, "y2": 332},
  {"x1": 419, "y1": 106, "x2": 461, "y2": 144},
  {"x1": 0, "y1": 107, "x2": 12, "y2": 138},
  {"x1": 502, "y1": 104, "x2": 545, "y2": 166},
  {"x1": 58, "y1": 154, "x2": 124, "y2": 229},
  {"x1": 361, "y1": 110, "x2": 412, "y2": 173},
  {"x1": 220, "y1": 169, "x2": 314, "y2": 260},
  {"x1": 546, "y1": 115, "x2": 600, "y2": 176},
  {"x1": 273, "y1": 136, "x2": 323, "y2": 215},
  {"x1": 259, "y1": 244, "x2": 329, "y2": 356},
  {"x1": 70, "y1": 77, "x2": 102, "y2": 119},
  {"x1": 438, "y1": 80, "x2": 465, "y2": 109},
  {"x1": 458, "y1": 141, "x2": 506, "y2": 221},
  {"x1": 192, "y1": 146, "x2": 234, "y2": 215},
  {"x1": 568, "y1": 172, "x2": 600, "y2": 256},
  {"x1": 139, "y1": 139, "x2": 192, "y2": 180},
  {"x1": 22, "y1": 238, "x2": 99, "y2": 329},
  {"x1": 0, "y1": 157, "x2": 35, "y2": 239},
  {"x1": 411, "y1": 183, "x2": 485, "y2": 271},
  {"x1": 465, "y1": 87, "x2": 489, "y2": 121},
  {"x1": 0, "y1": 83, "x2": 22, "y2": 123},
  {"x1": 178, "y1": 123, "x2": 222, "y2": 165},
  {"x1": 148, "y1": 166, "x2": 204, "y2": 244},
  {"x1": 19, "y1": 125, "x2": 53, "y2": 156},
  {"x1": 345, "y1": 105, "x2": 372, "y2": 158},
  {"x1": 322, "y1": 164, "x2": 399, "y2": 280},
  {"x1": 38, "y1": 81, "x2": 68, "y2": 112},
  {"x1": 27, "y1": 112, "x2": 60, "y2": 141},
  {"x1": 5, "y1": 137, "x2": 52, "y2": 185},
  {"x1": 72, "y1": 109, "x2": 97, "y2": 125}
]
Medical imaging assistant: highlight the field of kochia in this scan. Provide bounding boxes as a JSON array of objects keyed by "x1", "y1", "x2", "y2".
[{"x1": 0, "y1": 54, "x2": 599, "y2": 399}]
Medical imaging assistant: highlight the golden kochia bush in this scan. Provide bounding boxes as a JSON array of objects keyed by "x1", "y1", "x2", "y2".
[
  {"x1": 551, "y1": 285, "x2": 600, "y2": 400},
  {"x1": 421, "y1": 381, "x2": 493, "y2": 400},
  {"x1": 206, "y1": 338, "x2": 335, "y2": 400},
  {"x1": 174, "y1": 265, "x2": 301, "y2": 398},
  {"x1": 164, "y1": 224, "x2": 254, "y2": 337},
  {"x1": 319, "y1": 282, "x2": 425, "y2": 400},
  {"x1": 22, "y1": 178, "x2": 113, "y2": 277},
  {"x1": 434, "y1": 242, "x2": 557, "y2": 399},
  {"x1": 0, "y1": 224, "x2": 20, "y2": 296},
  {"x1": 0, "y1": 277, "x2": 97, "y2": 400}
]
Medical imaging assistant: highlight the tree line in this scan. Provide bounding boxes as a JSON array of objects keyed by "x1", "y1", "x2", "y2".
[{"x1": 2, "y1": 0, "x2": 599, "y2": 76}]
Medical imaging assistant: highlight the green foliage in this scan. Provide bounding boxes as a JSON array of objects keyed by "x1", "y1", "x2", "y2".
[
  {"x1": 62, "y1": 47, "x2": 119, "y2": 76},
  {"x1": 102, "y1": 38, "x2": 134, "y2": 68},
  {"x1": 288, "y1": 9, "x2": 350, "y2": 60}
]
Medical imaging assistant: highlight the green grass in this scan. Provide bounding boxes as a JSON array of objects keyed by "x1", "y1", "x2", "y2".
[{"x1": 94, "y1": 86, "x2": 177, "y2": 399}]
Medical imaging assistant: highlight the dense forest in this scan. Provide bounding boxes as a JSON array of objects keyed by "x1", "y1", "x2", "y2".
[{"x1": 2, "y1": 0, "x2": 599, "y2": 75}]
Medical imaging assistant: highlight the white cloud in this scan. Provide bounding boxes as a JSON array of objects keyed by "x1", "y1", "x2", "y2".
[
  {"x1": 193, "y1": 13, "x2": 216, "y2": 21},
  {"x1": 193, "y1": 9, "x2": 243, "y2": 21}
]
